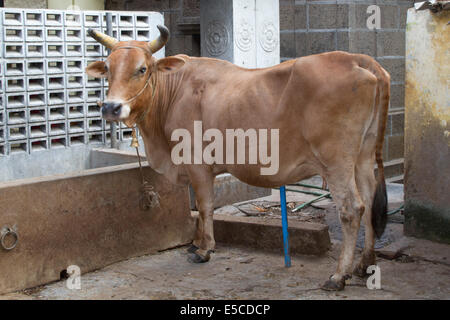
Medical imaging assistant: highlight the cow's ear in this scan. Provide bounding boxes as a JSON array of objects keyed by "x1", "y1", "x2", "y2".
[
  {"x1": 155, "y1": 57, "x2": 185, "y2": 73},
  {"x1": 86, "y1": 61, "x2": 107, "y2": 78}
]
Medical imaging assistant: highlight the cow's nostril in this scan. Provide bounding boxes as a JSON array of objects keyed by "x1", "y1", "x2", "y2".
[{"x1": 112, "y1": 104, "x2": 122, "y2": 115}]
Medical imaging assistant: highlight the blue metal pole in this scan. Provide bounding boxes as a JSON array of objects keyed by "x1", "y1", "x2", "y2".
[{"x1": 279, "y1": 186, "x2": 291, "y2": 267}]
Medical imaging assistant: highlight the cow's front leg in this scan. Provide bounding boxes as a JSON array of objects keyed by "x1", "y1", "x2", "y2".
[{"x1": 187, "y1": 167, "x2": 215, "y2": 263}]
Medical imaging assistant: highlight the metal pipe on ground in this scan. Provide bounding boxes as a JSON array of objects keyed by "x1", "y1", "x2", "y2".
[
  {"x1": 274, "y1": 182, "x2": 333, "y2": 213},
  {"x1": 291, "y1": 182, "x2": 329, "y2": 191},
  {"x1": 276, "y1": 187, "x2": 328, "y2": 197},
  {"x1": 292, "y1": 192, "x2": 331, "y2": 213}
]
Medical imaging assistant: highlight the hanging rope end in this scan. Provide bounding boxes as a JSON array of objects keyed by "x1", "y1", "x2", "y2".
[
  {"x1": 131, "y1": 126, "x2": 160, "y2": 211},
  {"x1": 140, "y1": 181, "x2": 160, "y2": 210}
]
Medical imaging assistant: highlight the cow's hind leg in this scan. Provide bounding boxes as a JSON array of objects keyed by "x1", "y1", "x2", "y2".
[
  {"x1": 322, "y1": 169, "x2": 365, "y2": 291},
  {"x1": 353, "y1": 155, "x2": 378, "y2": 277},
  {"x1": 187, "y1": 167, "x2": 216, "y2": 263}
]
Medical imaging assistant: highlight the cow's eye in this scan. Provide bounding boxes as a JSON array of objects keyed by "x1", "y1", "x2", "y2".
[{"x1": 139, "y1": 67, "x2": 147, "y2": 74}]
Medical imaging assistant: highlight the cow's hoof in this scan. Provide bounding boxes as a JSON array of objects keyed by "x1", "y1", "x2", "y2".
[
  {"x1": 187, "y1": 251, "x2": 211, "y2": 264},
  {"x1": 321, "y1": 274, "x2": 350, "y2": 291},
  {"x1": 353, "y1": 264, "x2": 369, "y2": 278},
  {"x1": 321, "y1": 279, "x2": 345, "y2": 291},
  {"x1": 186, "y1": 244, "x2": 199, "y2": 254}
]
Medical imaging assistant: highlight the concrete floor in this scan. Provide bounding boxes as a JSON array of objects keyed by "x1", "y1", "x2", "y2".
[{"x1": 1, "y1": 237, "x2": 449, "y2": 300}]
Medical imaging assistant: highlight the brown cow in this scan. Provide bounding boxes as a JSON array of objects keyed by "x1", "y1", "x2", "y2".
[{"x1": 86, "y1": 25, "x2": 390, "y2": 291}]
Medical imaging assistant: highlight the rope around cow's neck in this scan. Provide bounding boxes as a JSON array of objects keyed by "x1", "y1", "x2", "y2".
[{"x1": 122, "y1": 71, "x2": 152, "y2": 105}]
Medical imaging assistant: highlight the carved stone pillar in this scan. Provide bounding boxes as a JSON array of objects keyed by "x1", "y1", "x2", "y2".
[{"x1": 200, "y1": 0, "x2": 280, "y2": 68}]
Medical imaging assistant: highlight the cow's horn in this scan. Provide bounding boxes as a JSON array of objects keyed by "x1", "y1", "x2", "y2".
[
  {"x1": 149, "y1": 25, "x2": 170, "y2": 54},
  {"x1": 87, "y1": 29, "x2": 118, "y2": 49}
]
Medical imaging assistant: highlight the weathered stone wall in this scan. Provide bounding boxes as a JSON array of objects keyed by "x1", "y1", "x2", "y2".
[
  {"x1": 105, "y1": 0, "x2": 201, "y2": 57},
  {"x1": 4, "y1": 0, "x2": 47, "y2": 9}
]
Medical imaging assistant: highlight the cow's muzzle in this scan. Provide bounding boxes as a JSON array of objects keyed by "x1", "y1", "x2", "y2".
[{"x1": 101, "y1": 101, "x2": 122, "y2": 121}]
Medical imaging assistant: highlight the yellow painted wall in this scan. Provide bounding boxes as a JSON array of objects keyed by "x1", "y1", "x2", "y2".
[{"x1": 404, "y1": 8, "x2": 450, "y2": 243}]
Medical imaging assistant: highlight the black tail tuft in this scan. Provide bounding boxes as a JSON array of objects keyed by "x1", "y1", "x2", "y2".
[{"x1": 372, "y1": 179, "x2": 388, "y2": 238}]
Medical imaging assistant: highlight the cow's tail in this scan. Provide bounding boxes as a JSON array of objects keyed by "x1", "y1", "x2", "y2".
[{"x1": 372, "y1": 69, "x2": 390, "y2": 238}]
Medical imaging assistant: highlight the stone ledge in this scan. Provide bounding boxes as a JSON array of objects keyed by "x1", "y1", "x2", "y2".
[{"x1": 192, "y1": 213, "x2": 331, "y2": 256}]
